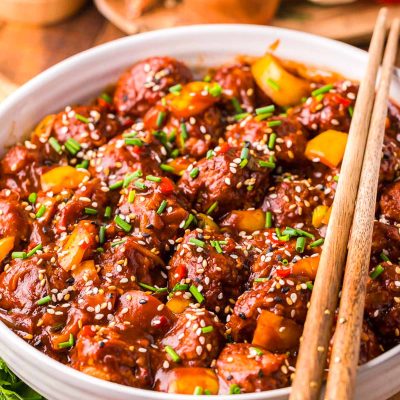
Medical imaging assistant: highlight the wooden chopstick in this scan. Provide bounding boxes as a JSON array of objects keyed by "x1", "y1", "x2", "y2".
[
  {"x1": 289, "y1": 8, "x2": 388, "y2": 400},
  {"x1": 324, "y1": 17, "x2": 400, "y2": 400}
]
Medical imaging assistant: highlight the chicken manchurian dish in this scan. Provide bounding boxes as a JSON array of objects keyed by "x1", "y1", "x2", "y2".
[{"x1": 0, "y1": 51, "x2": 399, "y2": 395}]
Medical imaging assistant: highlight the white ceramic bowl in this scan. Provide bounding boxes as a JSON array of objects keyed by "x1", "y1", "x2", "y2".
[{"x1": 0, "y1": 24, "x2": 399, "y2": 400}]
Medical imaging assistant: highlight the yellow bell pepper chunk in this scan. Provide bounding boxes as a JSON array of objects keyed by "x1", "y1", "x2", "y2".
[
  {"x1": 291, "y1": 255, "x2": 320, "y2": 280},
  {"x1": 0, "y1": 236, "x2": 15, "y2": 263},
  {"x1": 33, "y1": 114, "x2": 56, "y2": 141},
  {"x1": 312, "y1": 205, "x2": 330, "y2": 228},
  {"x1": 41, "y1": 165, "x2": 89, "y2": 193},
  {"x1": 196, "y1": 213, "x2": 219, "y2": 231},
  {"x1": 251, "y1": 53, "x2": 310, "y2": 107},
  {"x1": 305, "y1": 130, "x2": 348, "y2": 168},
  {"x1": 72, "y1": 260, "x2": 98, "y2": 283},
  {"x1": 220, "y1": 209, "x2": 265, "y2": 233},
  {"x1": 166, "y1": 368, "x2": 219, "y2": 394},
  {"x1": 166, "y1": 296, "x2": 191, "y2": 314},
  {"x1": 252, "y1": 310, "x2": 302, "y2": 352},
  {"x1": 321, "y1": 206, "x2": 332, "y2": 225}
]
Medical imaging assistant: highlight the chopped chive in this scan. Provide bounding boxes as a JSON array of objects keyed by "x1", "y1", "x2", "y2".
[
  {"x1": 282, "y1": 227, "x2": 298, "y2": 237},
  {"x1": 99, "y1": 226, "x2": 106, "y2": 244},
  {"x1": 26, "y1": 244, "x2": 43, "y2": 258},
  {"x1": 134, "y1": 181, "x2": 147, "y2": 190},
  {"x1": 306, "y1": 281, "x2": 314, "y2": 290},
  {"x1": 370, "y1": 264, "x2": 384, "y2": 280},
  {"x1": 111, "y1": 239, "x2": 126, "y2": 247},
  {"x1": 75, "y1": 113, "x2": 90, "y2": 124},
  {"x1": 125, "y1": 138, "x2": 143, "y2": 146},
  {"x1": 256, "y1": 112, "x2": 273, "y2": 121},
  {"x1": 49, "y1": 137, "x2": 62, "y2": 154},
  {"x1": 312, "y1": 84, "x2": 333, "y2": 97},
  {"x1": 380, "y1": 252, "x2": 390, "y2": 262},
  {"x1": 28, "y1": 192, "x2": 37, "y2": 204},
  {"x1": 189, "y1": 238, "x2": 205, "y2": 248},
  {"x1": 206, "y1": 201, "x2": 218, "y2": 215},
  {"x1": 58, "y1": 333, "x2": 74, "y2": 349},
  {"x1": 315, "y1": 93, "x2": 325, "y2": 102},
  {"x1": 138, "y1": 282, "x2": 167, "y2": 293},
  {"x1": 189, "y1": 167, "x2": 200, "y2": 179},
  {"x1": 65, "y1": 138, "x2": 81, "y2": 155},
  {"x1": 104, "y1": 206, "x2": 112, "y2": 218},
  {"x1": 100, "y1": 93, "x2": 112, "y2": 103},
  {"x1": 267, "y1": 120, "x2": 282, "y2": 128},
  {"x1": 333, "y1": 175, "x2": 340, "y2": 182},
  {"x1": 157, "y1": 200, "x2": 168, "y2": 215},
  {"x1": 295, "y1": 228, "x2": 315, "y2": 239},
  {"x1": 156, "y1": 111, "x2": 166, "y2": 128},
  {"x1": 209, "y1": 83, "x2": 222, "y2": 97},
  {"x1": 37, "y1": 295, "x2": 51, "y2": 306},
  {"x1": 172, "y1": 283, "x2": 189, "y2": 292},
  {"x1": 204, "y1": 389, "x2": 212, "y2": 395},
  {"x1": 146, "y1": 175, "x2": 162, "y2": 183},
  {"x1": 165, "y1": 345, "x2": 181, "y2": 363},
  {"x1": 84, "y1": 207, "x2": 98, "y2": 215},
  {"x1": 268, "y1": 132, "x2": 277, "y2": 150},
  {"x1": 109, "y1": 180, "x2": 123, "y2": 190},
  {"x1": 255, "y1": 105, "x2": 275, "y2": 115},
  {"x1": 254, "y1": 277, "x2": 269, "y2": 282},
  {"x1": 183, "y1": 214, "x2": 195, "y2": 230},
  {"x1": 240, "y1": 147, "x2": 249, "y2": 160},
  {"x1": 239, "y1": 158, "x2": 248, "y2": 168},
  {"x1": 189, "y1": 284, "x2": 204, "y2": 304},
  {"x1": 201, "y1": 326, "x2": 214, "y2": 334},
  {"x1": 193, "y1": 386, "x2": 203, "y2": 395},
  {"x1": 122, "y1": 131, "x2": 137, "y2": 138},
  {"x1": 160, "y1": 164, "x2": 175, "y2": 173},
  {"x1": 210, "y1": 240, "x2": 223, "y2": 254},
  {"x1": 96, "y1": 247, "x2": 104, "y2": 253},
  {"x1": 171, "y1": 149, "x2": 180, "y2": 158},
  {"x1": 229, "y1": 384, "x2": 241, "y2": 394},
  {"x1": 348, "y1": 106, "x2": 354, "y2": 117},
  {"x1": 296, "y1": 237, "x2": 306, "y2": 253},
  {"x1": 266, "y1": 78, "x2": 280, "y2": 91},
  {"x1": 180, "y1": 123, "x2": 188, "y2": 143},
  {"x1": 231, "y1": 97, "x2": 243, "y2": 113},
  {"x1": 12, "y1": 251, "x2": 26, "y2": 259},
  {"x1": 206, "y1": 150, "x2": 215, "y2": 159},
  {"x1": 35, "y1": 204, "x2": 46, "y2": 219},
  {"x1": 258, "y1": 160, "x2": 276, "y2": 169},
  {"x1": 250, "y1": 346, "x2": 264, "y2": 356},
  {"x1": 169, "y1": 84, "x2": 182, "y2": 94},
  {"x1": 234, "y1": 112, "x2": 249, "y2": 121},
  {"x1": 76, "y1": 159, "x2": 89, "y2": 169},
  {"x1": 114, "y1": 215, "x2": 132, "y2": 233},
  {"x1": 128, "y1": 190, "x2": 136, "y2": 203},
  {"x1": 265, "y1": 211, "x2": 272, "y2": 228},
  {"x1": 310, "y1": 238, "x2": 324, "y2": 248}
]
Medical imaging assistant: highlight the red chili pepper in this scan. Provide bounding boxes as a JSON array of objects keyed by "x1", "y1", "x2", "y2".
[
  {"x1": 132, "y1": 145, "x2": 143, "y2": 155},
  {"x1": 160, "y1": 177, "x2": 174, "y2": 195},
  {"x1": 332, "y1": 94, "x2": 351, "y2": 108},
  {"x1": 276, "y1": 268, "x2": 291, "y2": 278},
  {"x1": 218, "y1": 142, "x2": 230, "y2": 154},
  {"x1": 98, "y1": 98, "x2": 110, "y2": 109},
  {"x1": 175, "y1": 264, "x2": 187, "y2": 281}
]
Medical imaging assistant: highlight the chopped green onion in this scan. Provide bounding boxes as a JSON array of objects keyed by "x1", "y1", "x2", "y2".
[
  {"x1": 315, "y1": 93, "x2": 325, "y2": 102},
  {"x1": 234, "y1": 112, "x2": 250, "y2": 121},
  {"x1": 49, "y1": 137, "x2": 62, "y2": 154},
  {"x1": 128, "y1": 190, "x2": 136, "y2": 203},
  {"x1": 65, "y1": 138, "x2": 81, "y2": 155},
  {"x1": 266, "y1": 78, "x2": 280, "y2": 91},
  {"x1": 76, "y1": 159, "x2": 89, "y2": 169},
  {"x1": 201, "y1": 326, "x2": 214, "y2": 334},
  {"x1": 104, "y1": 206, "x2": 112, "y2": 218},
  {"x1": 35, "y1": 204, "x2": 46, "y2": 219},
  {"x1": 229, "y1": 384, "x2": 241, "y2": 394},
  {"x1": 169, "y1": 84, "x2": 182, "y2": 94},
  {"x1": 156, "y1": 111, "x2": 166, "y2": 128},
  {"x1": 306, "y1": 281, "x2": 314, "y2": 290},
  {"x1": 190, "y1": 167, "x2": 199, "y2": 179},
  {"x1": 254, "y1": 277, "x2": 269, "y2": 282},
  {"x1": 209, "y1": 83, "x2": 222, "y2": 97},
  {"x1": 193, "y1": 386, "x2": 203, "y2": 395},
  {"x1": 296, "y1": 237, "x2": 306, "y2": 253},
  {"x1": 333, "y1": 175, "x2": 340, "y2": 182},
  {"x1": 109, "y1": 180, "x2": 123, "y2": 190},
  {"x1": 160, "y1": 164, "x2": 175, "y2": 173},
  {"x1": 84, "y1": 207, "x2": 98, "y2": 215},
  {"x1": 370, "y1": 264, "x2": 384, "y2": 280},
  {"x1": 180, "y1": 123, "x2": 188, "y2": 141},
  {"x1": 125, "y1": 138, "x2": 143, "y2": 146},
  {"x1": 295, "y1": 228, "x2": 314, "y2": 239},
  {"x1": 134, "y1": 181, "x2": 147, "y2": 190},
  {"x1": 58, "y1": 333, "x2": 74, "y2": 349},
  {"x1": 122, "y1": 131, "x2": 137, "y2": 138},
  {"x1": 37, "y1": 295, "x2": 51, "y2": 306},
  {"x1": 183, "y1": 214, "x2": 195, "y2": 230},
  {"x1": 239, "y1": 158, "x2": 248, "y2": 168},
  {"x1": 380, "y1": 252, "x2": 390, "y2": 262},
  {"x1": 348, "y1": 106, "x2": 354, "y2": 117},
  {"x1": 312, "y1": 84, "x2": 333, "y2": 97},
  {"x1": 172, "y1": 283, "x2": 189, "y2": 292},
  {"x1": 146, "y1": 175, "x2": 162, "y2": 183},
  {"x1": 255, "y1": 105, "x2": 275, "y2": 115},
  {"x1": 231, "y1": 97, "x2": 243, "y2": 113},
  {"x1": 100, "y1": 93, "x2": 112, "y2": 103},
  {"x1": 268, "y1": 132, "x2": 277, "y2": 150},
  {"x1": 206, "y1": 201, "x2": 218, "y2": 215},
  {"x1": 250, "y1": 346, "x2": 264, "y2": 356},
  {"x1": 28, "y1": 192, "x2": 37, "y2": 204},
  {"x1": 114, "y1": 215, "x2": 132, "y2": 233},
  {"x1": 240, "y1": 147, "x2": 249, "y2": 160},
  {"x1": 139, "y1": 282, "x2": 168, "y2": 293},
  {"x1": 157, "y1": 200, "x2": 168, "y2": 215},
  {"x1": 26, "y1": 244, "x2": 43, "y2": 258},
  {"x1": 111, "y1": 239, "x2": 126, "y2": 247},
  {"x1": 171, "y1": 149, "x2": 180, "y2": 158},
  {"x1": 267, "y1": 120, "x2": 282, "y2": 128},
  {"x1": 164, "y1": 345, "x2": 181, "y2": 363},
  {"x1": 206, "y1": 150, "x2": 215, "y2": 159},
  {"x1": 210, "y1": 240, "x2": 223, "y2": 254},
  {"x1": 265, "y1": 211, "x2": 272, "y2": 228},
  {"x1": 203, "y1": 75, "x2": 211, "y2": 82},
  {"x1": 99, "y1": 226, "x2": 106, "y2": 244},
  {"x1": 258, "y1": 159, "x2": 276, "y2": 169},
  {"x1": 310, "y1": 238, "x2": 324, "y2": 248},
  {"x1": 189, "y1": 284, "x2": 204, "y2": 304},
  {"x1": 189, "y1": 238, "x2": 205, "y2": 248},
  {"x1": 12, "y1": 251, "x2": 26, "y2": 259},
  {"x1": 75, "y1": 113, "x2": 90, "y2": 124}
]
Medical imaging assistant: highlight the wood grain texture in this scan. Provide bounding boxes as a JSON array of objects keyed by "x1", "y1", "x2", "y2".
[
  {"x1": 325, "y1": 18, "x2": 400, "y2": 400},
  {"x1": 289, "y1": 8, "x2": 388, "y2": 400}
]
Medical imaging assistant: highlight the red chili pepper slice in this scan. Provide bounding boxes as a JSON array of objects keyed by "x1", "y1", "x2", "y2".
[
  {"x1": 175, "y1": 264, "x2": 187, "y2": 281},
  {"x1": 276, "y1": 268, "x2": 291, "y2": 278},
  {"x1": 160, "y1": 177, "x2": 175, "y2": 195}
]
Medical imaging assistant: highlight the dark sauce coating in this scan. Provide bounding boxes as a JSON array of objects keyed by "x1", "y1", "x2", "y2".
[{"x1": 0, "y1": 55, "x2": 398, "y2": 395}]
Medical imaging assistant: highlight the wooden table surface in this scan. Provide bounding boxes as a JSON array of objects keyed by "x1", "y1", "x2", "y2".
[{"x1": 0, "y1": 2, "x2": 399, "y2": 400}]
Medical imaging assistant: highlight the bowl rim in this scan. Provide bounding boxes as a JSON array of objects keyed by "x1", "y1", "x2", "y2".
[{"x1": 0, "y1": 23, "x2": 398, "y2": 400}]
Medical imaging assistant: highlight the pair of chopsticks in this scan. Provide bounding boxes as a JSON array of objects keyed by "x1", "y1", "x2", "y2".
[{"x1": 290, "y1": 8, "x2": 400, "y2": 400}]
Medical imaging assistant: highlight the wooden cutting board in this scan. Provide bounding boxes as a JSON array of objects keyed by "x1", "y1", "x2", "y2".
[{"x1": 94, "y1": 0, "x2": 400, "y2": 43}]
